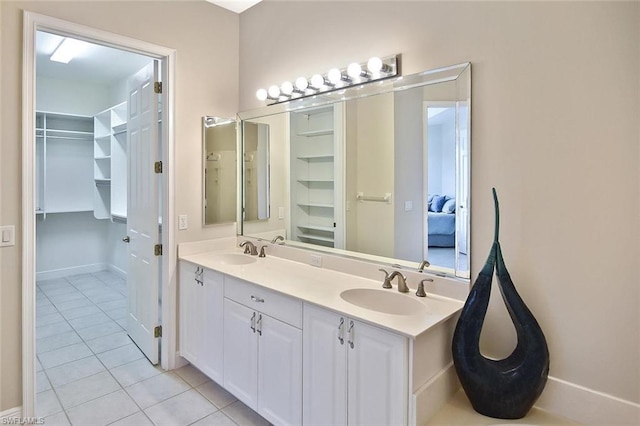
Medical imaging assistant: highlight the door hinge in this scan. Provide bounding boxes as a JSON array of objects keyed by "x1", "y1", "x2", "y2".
[
  {"x1": 154, "y1": 244, "x2": 163, "y2": 256},
  {"x1": 154, "y1": 161, "x2": 163, "y2": 173},
  {"x1": 154, "y1": 81, "x2": 162, "y2": 94},
  {"x1": 154, "y1": 325, "x2": 162, "y2": 338}
]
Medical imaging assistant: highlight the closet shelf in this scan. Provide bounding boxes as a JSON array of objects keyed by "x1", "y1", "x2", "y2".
[
  {"x1": 296, "y1": 129, "x2": 333, "y2": 137},
  {"x1": 95, "y1": 179, "x2": 111, "y2": 186},
  {"x1": 297, "y1": 224, "x2": 334, "y2": 232},
  {"x1": 297, "y1": 202, "x2": 334, "y2": 209},
  {"x1": 296, "y1": 155, "x2": 334, "y2": 161},
  {"x1": 112, "y1": 123, "x2": 127, "y2": 134},
  {"x1": 297, "y1": 233, "x2": 335, "y2": 243},
  {"x1": 95, "y1": 156, "x2": 111, "y2": 160},
  {"x1": 297, "y1": 179, "x2": 334, "y2": 183}
]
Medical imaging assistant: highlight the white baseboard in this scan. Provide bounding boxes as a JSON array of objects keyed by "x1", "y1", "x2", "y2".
[
  {"x1": 36, "y1": 263, "x2": 108, "y2": 281},
  {"x1": 412, "y1": 363, "x2": 460, "y2": 425},
  {"x1": 107, "y1": 264, "x2": 127, "y2": 279},
  {"x1": 536, "y1": 376, "x2": 640, "y2": 425},
  {"x1": 0, "y1": 406, "x2": 22, "y2": 421}
]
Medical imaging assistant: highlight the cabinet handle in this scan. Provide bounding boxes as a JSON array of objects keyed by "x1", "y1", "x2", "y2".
[
  {"x1": 338, "y1": 317, "x2": 345, "y2": 345},
  {"x1": 251, "y1": 295, "x2": 265, "y2": 303},
  {"x1": 195, "y1": 267, "x2": 203, "y2": 286},
  {"x1": 347, "y1": 321, "x2": 355, "y2": 349},
  {"x1": 256, "y1": 313, "x2": 263, "y2": 336},
  {"x1": 250, "y1": 312, "x2": 256, "y2": 333}
]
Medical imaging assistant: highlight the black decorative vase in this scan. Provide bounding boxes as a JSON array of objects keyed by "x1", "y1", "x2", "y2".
[{"x1": 451, "y1": 188, "x2": 549, "y2": 419}]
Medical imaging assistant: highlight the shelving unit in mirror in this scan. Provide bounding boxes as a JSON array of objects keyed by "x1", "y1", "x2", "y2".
[{"x1": 290, "y1": 105, "x2": 344, "y2": 248}]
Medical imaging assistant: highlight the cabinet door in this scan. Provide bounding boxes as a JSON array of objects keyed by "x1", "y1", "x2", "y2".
[
  {"x1": 200, "y1": 269, "x2": 224, "y2": 383},
  {"x1": 302, "y1": 304, "x2": 347, "y2": 426},
  {"x1": 347, "y1": 320, "x2": 408, "y2": 426},
  {"x1": 223, "y1": 298, "x2": 258, "y2": 410},
  {"x1": 257, "y1": 314, "x2": 302, "y2": 426},
  {"x1": 179, "y1": 262, "x2": 201, "y2": 365}
]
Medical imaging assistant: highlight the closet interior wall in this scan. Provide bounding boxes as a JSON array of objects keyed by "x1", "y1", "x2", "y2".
[{"x1": 35, "y1": 75, "x2": 130, "y2": 280}]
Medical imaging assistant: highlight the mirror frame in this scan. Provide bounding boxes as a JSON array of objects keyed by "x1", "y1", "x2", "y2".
[
  {"x1": 202, "y1": 116, "x2": 239, "y2": 227},
  {"x1": 237, "y1": 63, "x2": 471, "y2": 279}
]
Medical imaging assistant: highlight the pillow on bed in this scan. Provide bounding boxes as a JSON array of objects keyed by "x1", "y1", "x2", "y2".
[
  {"x1": 442, "y1": 198, "x2": 456, "y2": 214},
  {"x1": 430, "y1": 195, "x2": 447, "y2": 212}
]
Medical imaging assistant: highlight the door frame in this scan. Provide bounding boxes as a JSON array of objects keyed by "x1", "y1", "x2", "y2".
[{"x1": 22, "y1": 11, "x2": 177, "y2": 417}]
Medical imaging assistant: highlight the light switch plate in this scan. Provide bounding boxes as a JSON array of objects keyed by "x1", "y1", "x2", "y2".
[
  {"x1": 404, "y1": 201, "x2": 413, "y2": 211},
  {"x1": 0, "y1": 225, "x2": 15, "y2": 247},
  {"x1": 178, "y1": 215, "x2": 188, "y2": 230},
  {"x1": 278, "y1": 207, "x2": 285, "y2": 220}
]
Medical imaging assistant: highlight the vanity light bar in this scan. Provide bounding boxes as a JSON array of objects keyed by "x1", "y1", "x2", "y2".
[{"x1": 256, "y1": 55, "x2": 399, "y2": 105}]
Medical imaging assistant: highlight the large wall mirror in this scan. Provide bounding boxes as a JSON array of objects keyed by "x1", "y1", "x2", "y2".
[
  {"x1": 238, "y1": 63, "x2": 471, "y2": 279},
  {"x1": 203, "y1": 116, "x2": 238, "y2": 226}
]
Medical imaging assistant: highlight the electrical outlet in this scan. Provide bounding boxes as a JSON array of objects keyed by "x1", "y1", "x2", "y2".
[
  {"x1": 310, "y1": 254, "x2": 322, "y2": 267},
  {"x1": 404, "y1": 201, "x2": 413, "y2": 211},
  {"x1": 178, "y1": 215, "x2": 188, "y2": 230}
]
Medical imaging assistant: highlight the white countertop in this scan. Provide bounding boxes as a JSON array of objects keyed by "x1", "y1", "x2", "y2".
[{"x1": 180, "y1": 248, "x2": 464, "y2": 339}]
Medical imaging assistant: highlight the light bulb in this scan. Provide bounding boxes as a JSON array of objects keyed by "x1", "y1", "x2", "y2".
[
  {"x1": 256, "y1": 89, "x2": 268, "y2": 101},
  {"x1": 367, "y1": 57, "x2": 383, "y2": 73},
  {"x1": 327, "y1": 68, "x2": 342, "y2": 84},
  {"x1": 310, "y1": 74, "x2": 325, "y2": 89},
  {"x1": 268, "y1": 85, "x2": 280, "y2": 98},
  {"x1": 295, "y1": 77, "x2": 308, "y2": 91},
  {"x1": 281, "y1": 81, "x2": 294, "y2": 96},
  {"x1": 347, "y1": 62, "x2": 363, "y2": 79}
]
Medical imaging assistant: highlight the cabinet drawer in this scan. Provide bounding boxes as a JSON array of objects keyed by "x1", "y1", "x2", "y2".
[{"x1": 224, "y1": 276, "x2": 302, "y2": 329}]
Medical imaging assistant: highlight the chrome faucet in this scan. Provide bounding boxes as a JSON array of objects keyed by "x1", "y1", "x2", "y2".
[
  {"x1": 417, "y1": 260, "x2": 430, "y2": 272},
  {"x1": 388, "y1": 271, "x2": 410, "y2": 293},
  {"x1": 271, "y1": 235, "x2": 285, "y2": 244},
  {"x1": 239, "y1": 240, "x2": 258, "y2": 255}
]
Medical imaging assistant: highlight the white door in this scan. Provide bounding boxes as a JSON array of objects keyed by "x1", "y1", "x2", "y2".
[
  {"x1": 257, "y1": 314, "x2": 302, "y2": 426},
  {"x1": 223, "y1": 298, "x2": 258, "y2": 409},
  {"x1": 126, "y1": 61, "x2": 161, "y2": 364},
  {"x1": 302, "y1": 304, "x2": 348, "y2": 426},
  {"x1": 347, "y1": 320, "x2": 408, "y2": 426},
  {"x1": 456, "y1": 101, "x2": 470, "y2": 256}
]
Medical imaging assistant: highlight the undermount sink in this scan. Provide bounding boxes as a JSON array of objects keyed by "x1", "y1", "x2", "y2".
[
  {"x1": 215, "y1": 253, "x2": 257, "y2": 265},
  {"x1": 340, "y1": 288, "x2": 427, "y2": 315}
]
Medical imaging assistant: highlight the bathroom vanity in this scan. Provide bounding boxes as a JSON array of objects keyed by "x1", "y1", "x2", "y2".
[{"x1": 178, "y1": 242, "x2": 464, "y2": 426}]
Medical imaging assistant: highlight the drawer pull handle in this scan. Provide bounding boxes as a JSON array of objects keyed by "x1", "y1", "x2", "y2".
[
  {"x1": 347, "y1": 321, "x2": 355, "y2": 349},
  {"x1": 256, "y1": 314, "x2": 263, "y2": 336},
  {"x1": 251, "y1": 295, "x2": 265, "y2": 303},
  {"x1": 250, "y1": 312, "x2": 256, "y2": 333},
  {"x1": 338, "y1": 317, "x2": 345, "y2": 345}
]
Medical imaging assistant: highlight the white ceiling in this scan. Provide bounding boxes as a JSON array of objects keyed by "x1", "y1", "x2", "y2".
[
  {"x1": 205, "y1": 0, "x2": 263, "y2": 14},
  {"x1": 36, "y1": 31, "x2": 152, "y2": 84}
]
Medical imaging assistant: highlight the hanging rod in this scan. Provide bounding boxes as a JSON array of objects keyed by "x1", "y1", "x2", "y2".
[{"x1": 356, "y1": 192, "x2": 392, "y2": 204}]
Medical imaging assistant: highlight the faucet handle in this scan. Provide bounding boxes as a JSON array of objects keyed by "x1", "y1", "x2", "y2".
[
  {"x1": 417, "y1": 278, "x2": 433, "y2": 297},
  {"x1": 241, "y1": 244, "x2": 251, "y2": 254},
  {"x1": 378, "y1": 268, "x2": 392, "y2": 289},
  {"x1": 259, "y1": 246, "x2": 267, "y2": 258}
]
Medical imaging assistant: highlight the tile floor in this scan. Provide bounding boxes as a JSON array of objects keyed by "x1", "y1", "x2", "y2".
[{"x1": 36, "y1": 271, "x2": 271, "y2": 426}]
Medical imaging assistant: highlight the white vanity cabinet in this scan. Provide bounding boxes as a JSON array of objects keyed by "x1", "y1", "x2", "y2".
[
  {"x1": 303, "y1": 303, "x2": 408, "y2": 426},
  {"x1": 223, "y1": 276, "x2": 302, "y2": 426},
  {"x1": 178, "y1": 261, "x2": 224, "y2": 383}
]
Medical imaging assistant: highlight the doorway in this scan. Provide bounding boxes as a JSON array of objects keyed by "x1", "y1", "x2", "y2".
[{"x1": 23, "y1": 12, "x2": 177, "y2": 419}]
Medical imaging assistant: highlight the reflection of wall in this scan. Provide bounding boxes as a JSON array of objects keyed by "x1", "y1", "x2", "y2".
[
  {"x1": 427, "y1": 108, "x2": 456, "y2": 197},
  {"x1": 243, "y1": 114, "x2": 287, "y2": 237},
  {"x1": 205, "y1": 124, "x2": 237, "y2": 224},
  {"x1": 393, "y1": 88, "x2": 423, "y2": 262},
  {"x1": 345, "y1": 93, "x2": 394, "y2": 258}
]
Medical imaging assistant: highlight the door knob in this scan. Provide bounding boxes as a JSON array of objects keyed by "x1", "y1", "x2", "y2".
[{"x1": 122, "y1": 236, "x2": 130, "y2": 243}]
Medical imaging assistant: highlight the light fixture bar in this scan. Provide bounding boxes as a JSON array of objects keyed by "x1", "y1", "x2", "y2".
[{"x1": 256, "y1": 54, "x2": 399, "y2": 105}]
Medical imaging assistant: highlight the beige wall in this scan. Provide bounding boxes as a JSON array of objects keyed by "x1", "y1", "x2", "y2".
[
  {"x1": 0, "y1": 0, "x2": 239, "y2": 410},
  {"x1": 240, "y1": 0, "x2": 640, "y2": 406}
]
